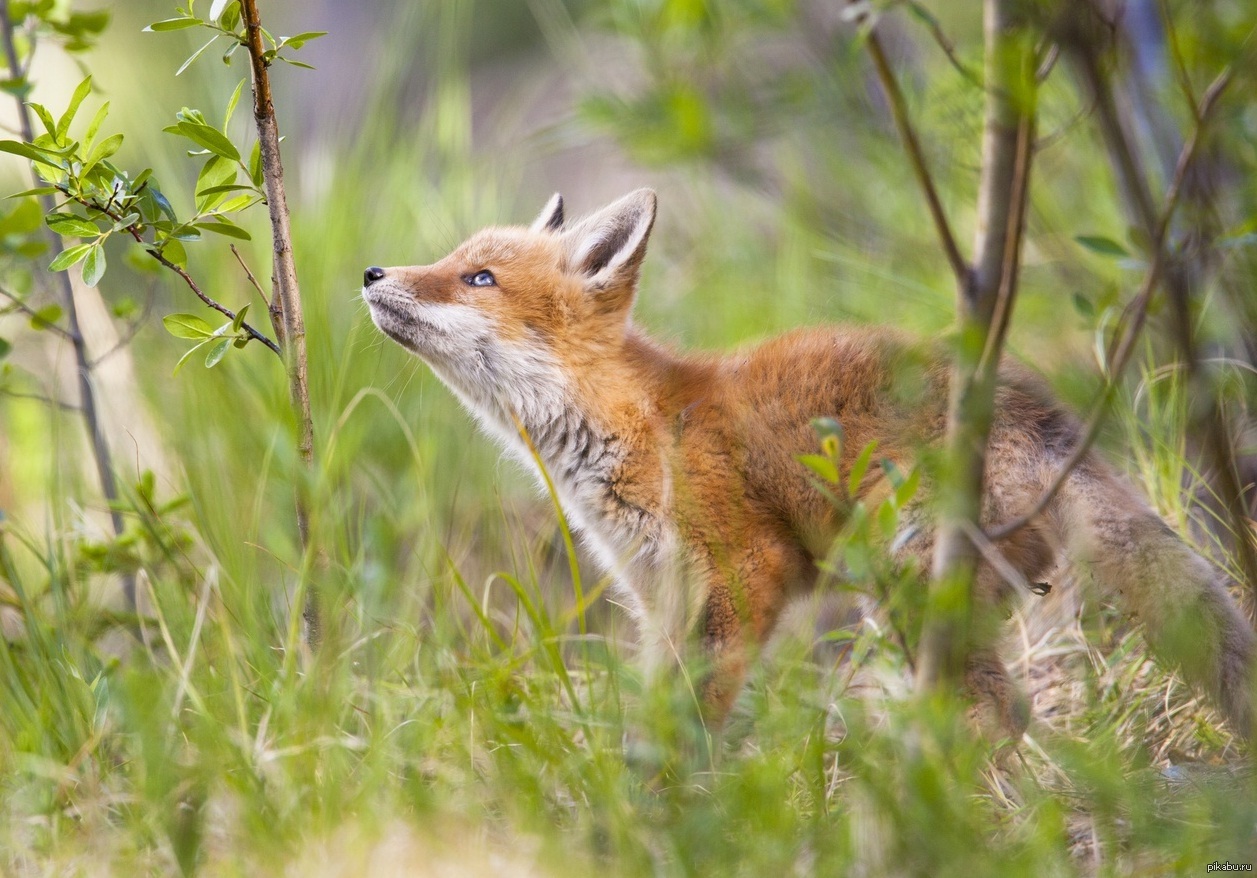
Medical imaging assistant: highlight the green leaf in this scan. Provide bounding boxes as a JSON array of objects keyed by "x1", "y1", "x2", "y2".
[
  {"x1": 248, "y1": 140, "x2": 262, "y2": 186},
  {"x1": 282, "y1": 31, "x2": 327, "y2": 49},
  {"x1": 0, "y1": 337, "x2": 10, "y2": 360},
  {"x1": 0, "y1": 77, "x2": 31, "y2": 100},
  {"x1": 195, "y1": 220, "x2": 250, "y2": 240},
  {"x1": 209, "y1": 0, "x2": 231, "y2": 21},
  {"x1": 893, "y1": 467, "x2": 920, "y2": 508},
  {"x1": 797, "y1": 453, "x2": 839, "y2": 484},
  {"x1": 143, "y1": 185, "x2": 178, "y2": 224},
  {"x1": 877, "y1": 500, "x2": 898, "y2": 541},
  {"x1": 214, "y1": 193, "x2": 255, "y2": 214},
  {"x1": 145, "y1": 17, "x2": 202, "y2": 31},
  {"x1": 878, "y1": 458, "x2": 905, "y2": 490},
  {"x1": 195, "y1": 183, "x2": 255, "y2": 198},
  {"x1": 162, "y1": 313, "x2": 214, "y2": 339},
  {"x1": 165, "y1": 120, "x2": 240, "y2": 161},
  {"x1": 1071, "y1": 292, "x2": 1094, "y2": 318},
  {"x1": 176, "y1": 34, "x2": 220, "y2": 76},
  {"x1": 173, "y1": 340, "x2": 211, "y2": 375},
  {"x1": 177, "y1": 106, "x2": 210, "y2": 126},
  {"x1": 56, "y1": 76, "x2": 92, "y2": 142},
  {"x1": 220, "y1": 2, "x2": 241, "y2": 32},
  {"x1": 49, "y1": 243, "x2": 92, "y2": 271},
  {"x1": 204, "y1": 337, "x2": 231, "y2": 368},
  {"x1": 0, "y1": 197, "x2": 44, "y2": 235},
  {"x1": 160, "y1": 237, "x2": 188, "y2": 269},
  {"x1": 1075, "y1": 235, "x2": 1128, "y2": 258},
  {"x1": 6, "y1": 186, "x2": 56, "y2": 199},
  {"x1": 45, "y1": 213, "x2": 101, "y2": 238},
  {"x1": 847, "y1": 440, "x2": 879, "y2": 496},
  {"x1": 224, "y1": 78, "x2": 245, "y2": 128},
  {"x1": 231, "y1": 302, "x2": 250, "y2": 333},
  {"x1": 81, "y1": 244, "x2": 106, "y2": 287},
  {"x1": 28, "y1": 102, "x2": 56, "y2": 140},
  {"x1": 276, "y1": 57, "x2": 315, "y2": 70},
  {"x1": 82, "y1": 100, "x2": 110, "y2": 148},
  {"x1": 29, "y1": 303, "x2": 62, "y2": 330},
  {"x1": 194, "y1": 154, "x2": 237, "y2": 210},
  {"x1": 0, "y1": 139, "x2": 57, "y2": 164}
]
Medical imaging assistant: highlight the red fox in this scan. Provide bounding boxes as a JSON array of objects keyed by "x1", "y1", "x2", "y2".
[{"x1": 362, "y1": 189, "x2": 1255, "y2": 742}]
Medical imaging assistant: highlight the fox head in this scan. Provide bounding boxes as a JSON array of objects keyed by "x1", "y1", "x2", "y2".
[{"x1": 362, "y1": 189, "x2": 657, "y2": 429}]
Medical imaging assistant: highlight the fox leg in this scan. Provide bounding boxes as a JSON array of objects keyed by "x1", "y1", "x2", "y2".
[
  {"x1": 893, "y1": 510, "x2": 1051, "y2": 745},
  {"x1": 698, "y1": 585, "x2": 749, "y2": 726},
  {"x1": 695, "y1": 535, "x2": 810, "y2": 727},
  {"x1": 963, "y1": 647, "x2": 1030, "y2": 745}
]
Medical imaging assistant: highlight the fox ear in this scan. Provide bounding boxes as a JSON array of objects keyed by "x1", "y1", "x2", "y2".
[
  {"x1": 530, "y1": 193, "x2": 564, "y2": 233},
  {"x1": 563, "y1": 188, "x2": 656, "y2": 295}
]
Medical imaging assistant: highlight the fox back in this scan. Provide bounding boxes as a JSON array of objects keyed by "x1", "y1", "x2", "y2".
[{"x1": 363, "y1": 189, "x2": 1255, "y2": 743}]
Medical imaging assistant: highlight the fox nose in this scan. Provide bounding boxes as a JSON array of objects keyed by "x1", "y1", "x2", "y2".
[{"x1": 363, "y1": 266, "x2": 386, "y2": 286}]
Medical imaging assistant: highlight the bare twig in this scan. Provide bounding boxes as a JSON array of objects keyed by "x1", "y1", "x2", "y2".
[
  {"x1": 240, "y1": 0, "x2": 321, "y2": 647},
  {"x1": 0, "y1": 285, "x2": 77, "y2": 343},
  {"x1": 905, "y1": 1, "x2": 983, "y2": 87},
  {"x1": 0, "y1": 0, "x2": 135, "y2": 608},
  {"x1": 1035, "y1": 43, "x2": 1061, "y2": 83},
  {"x1": 1, "y1": 389, "x2": 79, "y2": 412},
  {"x1": 1157, "y1": 0, "x2": 1200, "y2": 119},
  {"x1": 230, "y1": 243, "x2": 270, "y2": 309},
  {"x1": 978, "y1": 106, "x2": 1035, "y2": 378},
  {"x1": 988, "y1": 68, "x2": 1233, "y2": 543},
  {"x1": 862, "y1": 19, "x2": 970, "y2": 288}
]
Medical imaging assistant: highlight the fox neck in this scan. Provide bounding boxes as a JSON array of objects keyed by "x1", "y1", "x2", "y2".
[{"x1": 440, "y1": 324, "x2": 703, "y2": 562}]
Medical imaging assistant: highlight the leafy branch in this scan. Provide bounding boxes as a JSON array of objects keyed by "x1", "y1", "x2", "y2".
[
  {"x1": 988, "y1": 70, "x2": 1234, "y2": 542},
  {"x1": 857, "y1": 0, "x2": 1040, "y2": 690},
  {"x1": 141, "y1": 0, "x2": 325, "y2": 646},
  {"x1": 0, "y1": 0, "x2": 132, "y2": 607},
  {"x1": 49, "y1": 175, "x2": 281, "y2": 356},
  {"x1": 0, "y1": 71, "x2": 286, "y2": 364}
]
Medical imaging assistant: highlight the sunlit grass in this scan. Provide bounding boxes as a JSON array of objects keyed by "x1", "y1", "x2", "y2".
[{"x1": 2, "y1": 1, "x2": 1256, "y2": 874}]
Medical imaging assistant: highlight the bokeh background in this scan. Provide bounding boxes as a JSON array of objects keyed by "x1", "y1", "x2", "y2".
[{"x1": 3, "y1": 0, "x2": 1257, "y2": 873}]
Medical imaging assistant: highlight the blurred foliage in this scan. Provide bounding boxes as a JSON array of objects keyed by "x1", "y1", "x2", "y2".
[{"x1": 0, "y1": 0, "x2": 1256, "y2": 874}]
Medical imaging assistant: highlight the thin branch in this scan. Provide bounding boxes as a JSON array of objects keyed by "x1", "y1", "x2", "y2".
[
  {"x1": 1035, "y1": 43, "x2": 1060, "y2": 83},
  {"x1": 978, "y1": 105, "x2": 1035, "y2": 378},
  {"x1": 863, "y1": 19, "x2": 971, "y2": 288},
  {"x1": 917, "y1": 0, "x2": 1037, "y2": 692},
  {"x1": 230, "y1": 243, "x2": 270, "y2": 309},
  {"x1": 241, "y1": 0, "x2": 321, "y2": 648},
  {"x1": 146, "y1": 245, "x2": 282, "y2": 356},
  {"x1": 905, "y1": 1, "x2": 983, "y2": 87},
  {"x1": 0, "y1": 285, "x2": 78, "y2": 343},
  {"x1": 988, "y1": 70, "x2": 1232, "y2": 542},
  {"x1": 55, "y1": 185, "x2": 282, "y2": 356},
  {"x1": 1157, "y1": 0, "x2": 1200, "y2": 120},
  {"x1": 1, "y1": 389, "x2": 79, "y2": 412},
  {"x1": 961, "y1": 521, "x2": 1034, "y2": 596}
]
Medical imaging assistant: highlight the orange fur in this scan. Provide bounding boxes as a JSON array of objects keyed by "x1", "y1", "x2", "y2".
[{"x1": 363, "y1": 189, "x2": 1255, "y2": 742}]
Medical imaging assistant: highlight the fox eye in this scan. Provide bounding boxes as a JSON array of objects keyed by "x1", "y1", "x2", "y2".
[{"x1": 465, "y1": 270, "x2": 496, "y2": 288}]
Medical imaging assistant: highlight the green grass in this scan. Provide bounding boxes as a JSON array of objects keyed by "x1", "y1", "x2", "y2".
[{"x1": 3, "y1": 1, "x2": 1257, "y2": 874}]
